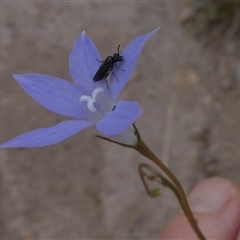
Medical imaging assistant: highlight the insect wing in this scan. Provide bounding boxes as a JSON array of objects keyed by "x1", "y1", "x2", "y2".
[
  {"x1": 93, "y1": 64, "x2": 110, "y2": 82},
  {"x1": 92, "y1": 47, "x2": 123, "y2": 83},
  {"x1": 93, "y1": 56, "x2": 113, "y2": 82}
]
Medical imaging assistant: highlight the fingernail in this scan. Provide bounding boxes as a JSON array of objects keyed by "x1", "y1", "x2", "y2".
[{"x1": 189, "y1": 177, "x2": 233, "y2": 213}]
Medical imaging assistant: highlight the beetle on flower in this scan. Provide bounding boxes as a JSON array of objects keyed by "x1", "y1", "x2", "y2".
[{"x1": 0, "y1": 28, "x2": 159, "y2": 148}]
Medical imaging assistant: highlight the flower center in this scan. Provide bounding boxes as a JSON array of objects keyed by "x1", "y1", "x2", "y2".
[{"x1": 80, "y1": 87, "x2": 104, "y2": 113}]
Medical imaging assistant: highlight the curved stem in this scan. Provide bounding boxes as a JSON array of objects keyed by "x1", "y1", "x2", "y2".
[
  {"x1": 96, "y1": 124, "x2": 206, "y2": 239},
  {"x1": 138, "y1": 163, "x2": 186, "y2": 214},
  {"x1": 135, "y1": 138, "x2": 206, "y2": 240}
]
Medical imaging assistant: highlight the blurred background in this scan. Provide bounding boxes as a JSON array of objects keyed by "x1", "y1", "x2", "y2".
[{"x1": 1, "y1": 1, "x2": 240, "y2": 239}]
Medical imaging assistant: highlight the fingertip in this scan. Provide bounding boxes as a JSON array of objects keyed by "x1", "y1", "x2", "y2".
[{"x1": 161, "y1": 177, "x2": 240, "y2": 239}]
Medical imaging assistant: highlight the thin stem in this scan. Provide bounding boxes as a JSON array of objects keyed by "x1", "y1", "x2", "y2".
[
  {"x1": 135, "y1": 138, "x2": 206, "y2": 240},
  {"x1": 138, "y1": 163, "x2": 186, "y2": 215},
  {"x1": 97, "y1": 124, "x2": 206, "y2": 239}
]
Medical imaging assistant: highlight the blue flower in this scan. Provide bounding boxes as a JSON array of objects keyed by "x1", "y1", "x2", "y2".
[{"x1": 0, "y1": 28, "x2": 159, "y2": 148}]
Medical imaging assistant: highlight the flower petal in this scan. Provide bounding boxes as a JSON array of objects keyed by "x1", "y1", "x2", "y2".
[
  {"x1": 96, "y1": 100, "x2": 141, "y2": 136},
  {"x1": 109, "y1": 125, "x2": 138, "y2": 146},
  {"x1": 69, "y1": 31, "x2": 109, "y2": 92},
  {"x1": 0, "y1": 120, "x2": 93, "y2": 148},
  {"x1": 13, "y1": 73, "x2": 86, "y2": 119},
  {"x1": 111, "y1": 28, "x2": 159, "y2": 100}
]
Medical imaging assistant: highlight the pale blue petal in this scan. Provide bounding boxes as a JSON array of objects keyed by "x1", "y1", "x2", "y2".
[
  {"x1": 13, "y1": 73, "x2": 86, "y2": 119},
  {"x1": 69, "y1": 31, "x2": 100, "y2": 84},
  {"x1": 0, "y1": 120, "x2": 93, "y2": 148},
  {"x1": 69, "y1": 31, "x2": 110, "y2": 93},
  {"x1": 111, "y1": 28, "x2": 159, "y2": 100},
  {"x1": 96, "y1": 100, "x2": 141, "y2": 136}
]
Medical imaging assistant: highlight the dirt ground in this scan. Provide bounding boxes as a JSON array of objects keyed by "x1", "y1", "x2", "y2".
[{"x1": 1, "y1": 1, "x2": 240, "y2": 239}]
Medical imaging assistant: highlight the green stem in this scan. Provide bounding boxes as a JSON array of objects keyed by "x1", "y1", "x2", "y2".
[
  {"x1": 96, "y1": 124, "x2": 206, "y2": 239},
  {"x1": 135, "y1": 138, "x2": 206, "y2": 240},
  {"x1": 139, "y1": 163, "x2": 186, "y2": 214}
]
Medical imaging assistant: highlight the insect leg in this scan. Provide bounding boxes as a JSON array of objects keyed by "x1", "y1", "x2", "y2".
[
  {"x1": 105, "y1": 79, "x2": 110, "y2": 89},
  {"x1": 111, "y1": 71, "x2": 119, "y2": 82},
  {"x1": 115, "y1": 65, "x2": 125, "y2": 71},
  {"x1": 95, "y1": 58, "x2": 103, "y2": 63}
]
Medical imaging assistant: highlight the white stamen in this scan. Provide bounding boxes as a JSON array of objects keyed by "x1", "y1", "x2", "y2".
[
  {"x1": 80, "y1": 95, "x2": 92, "y2": 102},
  {"x1": 92, "y1": 87, "x2": 104, "y2": 100},
  {"x1": 79, "y1": 87, "x2": 104, "y2": 113}
]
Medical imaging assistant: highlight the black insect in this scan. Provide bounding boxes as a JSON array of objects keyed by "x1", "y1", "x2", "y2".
[{"x1": 93, "y1": 45, "x2": 124, "y2": 88}]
